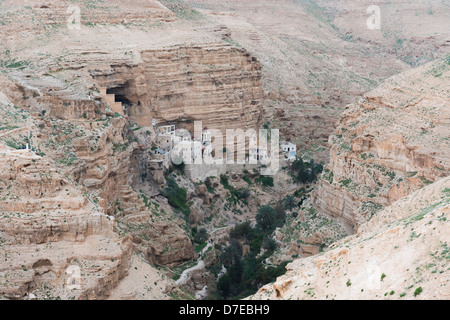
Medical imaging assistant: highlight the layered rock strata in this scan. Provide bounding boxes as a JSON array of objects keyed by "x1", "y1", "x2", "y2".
[
  {"x1": 251, "y1": 176, "x2": 450, "y2": 300},
  {"x1": 313, "y1": 55, "x2": 450, "y2": 229},
  {"x1": 0, "y1": 138, "x2": 133, "y2": 299}
]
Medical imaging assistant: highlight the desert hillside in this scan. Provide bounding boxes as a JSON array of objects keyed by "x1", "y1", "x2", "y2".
[
  {"x1": 0, "y1": 0, "x2": 448, "y2": 301},
  {"x1": 249, "y1": 55, "x2": 450, "y2": 300},
  {"x1": 250, "y1": 176, "x2": 449, "y2": 300},
  {"x1": 185, "y1": 0, "x2": 449, "y2": 159},
  {"x1": 314, "y1": 55, "x2": 450, "y2": 230}
]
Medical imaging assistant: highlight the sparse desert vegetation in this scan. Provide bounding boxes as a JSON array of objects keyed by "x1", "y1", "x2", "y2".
[{"x1": 0, "y1": 0, "x2": 448, "y2": 302}]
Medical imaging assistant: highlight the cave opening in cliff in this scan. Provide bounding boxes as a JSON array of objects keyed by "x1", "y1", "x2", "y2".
[{"x1": 106, "y1": 86, "x2": 132, "y2": 106}]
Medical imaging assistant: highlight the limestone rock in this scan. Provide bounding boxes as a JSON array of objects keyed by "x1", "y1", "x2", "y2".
[
  {"x1": 250, "y1": 176, "x2": 450, "y2": 300},
  {"x1": 314, "y1": 56, "x2": 450, "y2": 230}
]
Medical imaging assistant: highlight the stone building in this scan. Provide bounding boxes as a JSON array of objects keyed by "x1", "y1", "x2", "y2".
[{"x1": 281, "y1": 141, "x2": 296, "y2": 161}]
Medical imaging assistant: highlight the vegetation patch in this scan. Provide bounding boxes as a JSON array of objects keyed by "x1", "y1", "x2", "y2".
[
  {"x1": 162, "y1": 178, "x2": 190, "y2": 217},
  {"x1": 216, "y1": 203, "x2": 288, "y2": 299},
  {"x1": 290, "y1": 158, "x2": 323, "y2": 184}
]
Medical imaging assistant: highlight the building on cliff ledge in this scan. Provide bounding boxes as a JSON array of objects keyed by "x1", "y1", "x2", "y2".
[
  {"x1": 99, "y1": 88, "x2": 125, "y2": 115},
  {"x1": 281, "y1": 141, "x2": 297, "y2": 161},
  {"x1": 155, "y1": 124, "x2": 176, "y2": 153},
  {"x1": 156, "y1": 124, "x2": 176, "y2": 138},
  {"x1": 152, "y1": 148, "x2": 170, "y2": 169}
]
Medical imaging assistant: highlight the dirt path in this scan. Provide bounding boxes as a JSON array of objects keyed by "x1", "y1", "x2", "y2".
[{"x1": 175, "y1": 242, "x2": 212, "y2": 287}]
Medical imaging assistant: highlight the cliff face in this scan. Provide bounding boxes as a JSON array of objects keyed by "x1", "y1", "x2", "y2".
[
  {"x1": 28, "y1": 99, "x2": 197, "y2": 267},
  {"x1": 0, "y1": 88, "x2": 190, "y2": 299},
  {"x1": 0, "y1": 1, "x2": 264, "y2": 132},
  {"x1": 1, "y1": 0, "x2": 269, "y2": 298},
  {"x1": 248, "y1": 55, "x2": 450, "y2": 300},
  {"x1": 251, "y1": 176, "x2": 450, "y2": 300},
  {"x1": 0, "y1": 119, "x2": 133, "y2": 299},
  {"x1": 313, "y1": 56, "x2": 450, "y2": 229},
  {"x1": 2, "y1": 0, "x2": 447, "y2": 301},
  {"x1": 92, "y1": 43, "x2": 263, "y2": 131},
  {"x1": 0, "y1": 0, "x2": 263, "y2": 271},
  {"x1": 185, "y1": 0, "x2": 450, "y2": 160},
  {"x1": 3, "y1": 42, "x2": 263, "y2": 133},
  {"x1": 0, "y1": 150, "x2": 114, "y2": 245}
]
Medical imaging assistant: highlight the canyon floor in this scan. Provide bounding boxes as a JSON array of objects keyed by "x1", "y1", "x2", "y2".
[{"x1": 0, "y1": 0, "x2": 449, "y2": 300}]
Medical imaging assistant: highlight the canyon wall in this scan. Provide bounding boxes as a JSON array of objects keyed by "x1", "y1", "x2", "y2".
[
  {"x1": 0, "y1": 0, "x2": 266, "y2": 298},
  {"x1": 185, "y1": 0, "x2": 449, "y2": 160},
  {"x1": 249, "y1": 55, "x2": 449, "y2": 300},
  {"x1": 251, "y1": 176, "x2": 450, "y2": 300},
  {"x1": 0, "y1": 88, "x2": 193, "y2": 299},
  {"x1": 91, "y1": 43, "x2": 263, "y2": 132},
  {"x1": 313, "y1": 55, "x2": 450, "y2": 229},
  {"x1": 0, "y1": 128, "x2": 133, "y2": 299}
]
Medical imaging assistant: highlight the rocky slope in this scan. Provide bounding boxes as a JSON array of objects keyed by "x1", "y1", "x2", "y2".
[
  {"x1": 0, "y1": 0, "x2": 263, "y2": 133},
  {"x1": 0, "y1": 0, "x2": 448, "y2": 300},
  {"x1": 262, "y1": 55, "x2": 449, "y2": 264},
  {"x1": 185, "y1": 0, "x2": 450, "y2": 160},
  {"x1": 0, "y1": 0, "x2": 175, "y2": 35},
  {"x1": 250, "y1": 176, "x2": 449, "y2": 300},
  {"x1": 0, "y1": 98, "x2": 130, "y2": 299},
  {"x1": 315, "y1": 0, "x2": 450, "y2": 67},
  {"x1": 249, "y1": 55, "x2": 450, "y2": 300},
  {"x1": 0, "y1": 0, "x2": 265, "y2": 299},
  {"x1": 314, "y1": 55, "x2": 450, "y2": 230},
  {"x1": 0, "y1": 91, "x2": 193, "y2": 300}
]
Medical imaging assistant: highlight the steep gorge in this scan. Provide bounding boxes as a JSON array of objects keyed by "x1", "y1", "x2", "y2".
[
  {"x1": 314, "y1": 55, "x2": 450, "y2": 230},
  {"x1": 250, "y1": 55, "x2": 450, "y2": 300},
  {"x1": 0, "y1": 0, "x2": 448, "y2": 301},
  {"x1": 0, "y1": 0, "x2": 265, "y2": 299}
]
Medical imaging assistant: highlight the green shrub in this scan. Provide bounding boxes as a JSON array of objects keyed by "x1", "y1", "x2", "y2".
[
  {"x1": 414, "y1": 287, "x2": 422, "y2": 297},
  {"x1": 339, "y1": 178, "x2": 352, "y2": 188},
  {"x1": 230, "y1": 221, "x2": 253, "y2": 239},
  {"x1": 220, "y1": 174, "x2": 232, "y2": 190},
  {"x1": 262, "y1": 237, "x2": 277, "y2": 252},
  {"x1": 236, "y1": 188, "x2": 250, "y2": 200},
  {"x1": 291, "y1": 158, "x2": 322, "y2": 184},
  {"x1": 255, "y1": 176, "x2": 274, "y2": 187},
  {"x1": 243, "y1": 175, "x2": 252, "y2": 185},
  {"x1": 163, "y1": 178, "x2": 190, "y2": 216},
  {"x1": 205, "y1": 177, "x2": 215, "y2": 193},
  {"x1": 174, "y1": 161, "x2": 185, "y2": 172},
  {"x1": 256, "y1": 205, "x2": 277, "y2": 230},
  {"x1": 193, "y1": 228, "x2": 208, "y2": 244},
  {"x1": 283, "y1": 195, "x2": 296, "y2": 211}
]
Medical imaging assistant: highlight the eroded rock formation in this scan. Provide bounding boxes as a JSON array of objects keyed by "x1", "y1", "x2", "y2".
[
  {"x1": 92, "y1": 43, "x2": 263, "y2": 132},
  {"x1": 250, "y1": 176, "x2": 450, "y2": 300},
  {"x1": 313, "y1": 55, "x2": 450, "y2": 229},
  {"x1": 0, "y1": 0, "x2": 265, "y2": 299},
  {"x1": 0, "y1": 137, "x2": 133, "y2": 299}
]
